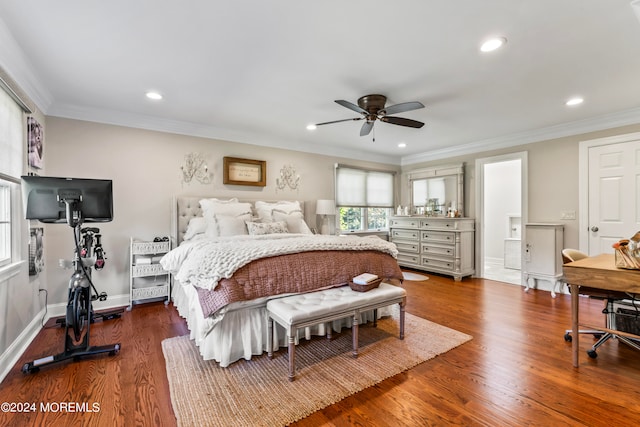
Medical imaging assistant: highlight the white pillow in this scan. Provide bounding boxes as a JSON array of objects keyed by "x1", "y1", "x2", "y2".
[
  {"x1": 183, "y1": 217, "x2": 208, "y2": 241},
  {"x1": 216, "y1": 213, "x2": 252, "y2": 237},
  {"x1": 245, "y1": 220, "x2": 288, "y2": 235},
  {"x1": 199, "y1": 198, "x2": 251, "y2": 219},
  {"x1": 255, "y1": 200, "x2": 301, "y2": 222},
  {"x1": 273, "y1": 209, "x2": 312, "y2": 234}
]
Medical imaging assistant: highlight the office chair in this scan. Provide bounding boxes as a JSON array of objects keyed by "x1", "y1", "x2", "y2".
[{"x1": 562, "y1": 248, "x2": 640, "y2": 358}]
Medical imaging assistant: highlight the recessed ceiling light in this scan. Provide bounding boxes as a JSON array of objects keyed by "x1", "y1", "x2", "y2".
[
  {"x1": 480, "y1": 37, "x2": 507, "y2": 53},
  {"x1": 306, "y1": 124, "x2": 317, "y2": 131},
  {"x1": 398, "y1": 143, "x2": 407, "y2": 148},
  {"x1": 566, "y1": 97, "x2": 584, "y2": 106},
  {"x1": 145, "y1": 91, "x2": 163, "y2": 100}
]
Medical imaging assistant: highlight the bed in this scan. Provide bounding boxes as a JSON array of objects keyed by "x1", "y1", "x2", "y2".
[{"x1": 161, "y1": 196, "x2": 404, "y2": 367}]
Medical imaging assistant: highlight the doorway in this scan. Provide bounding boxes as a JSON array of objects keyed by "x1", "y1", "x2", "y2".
[
  {"x1": 476, "y1": 152, "x2": 528, "y2": 285},
  {"x1": 579, "y1": 132, "x2": 640, "y2": 253}
]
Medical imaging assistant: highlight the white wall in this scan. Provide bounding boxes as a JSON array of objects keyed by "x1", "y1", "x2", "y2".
[
  {"x1": 400, "y1": 122, "x2": 640, "y2": 253},
  {"x1": 42, "y1": 117, "x2": 400, "y2": 306}
]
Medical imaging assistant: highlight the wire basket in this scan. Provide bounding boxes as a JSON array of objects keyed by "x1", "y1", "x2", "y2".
[{"x1": 348, "y1": 278, "x2": 383, "y2": 292}]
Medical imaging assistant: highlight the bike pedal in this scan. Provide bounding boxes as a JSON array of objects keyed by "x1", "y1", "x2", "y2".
[{"x1": 98, "y1": 292, "x2": 108, "y2": 301}]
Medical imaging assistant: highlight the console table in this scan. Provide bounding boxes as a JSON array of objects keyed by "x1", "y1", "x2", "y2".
[{"x1": 563, "y1": 253, "x2": 640, "y2": 367}]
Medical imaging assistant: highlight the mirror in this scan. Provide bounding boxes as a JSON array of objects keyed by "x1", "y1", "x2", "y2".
[{"x1": 407, "y1": 163, "x2": 464, "y2": 217}]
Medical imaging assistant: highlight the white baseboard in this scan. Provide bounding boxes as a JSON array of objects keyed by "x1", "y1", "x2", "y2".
[
  {"x1": 0, "y1": 307, "x2": 46, "y2": 383},
  {"x1": 0, "y1": 293, "x2": 129, "y2": 383}
]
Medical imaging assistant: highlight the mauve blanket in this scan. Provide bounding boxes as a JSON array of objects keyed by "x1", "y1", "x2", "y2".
[{"x1": 195, "y1": 250, "x2": 404, "y2": 317}]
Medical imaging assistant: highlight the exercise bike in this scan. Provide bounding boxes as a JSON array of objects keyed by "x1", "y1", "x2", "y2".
[{"x1": 22, "y1": 195, "x2": 122, "y2": 374}]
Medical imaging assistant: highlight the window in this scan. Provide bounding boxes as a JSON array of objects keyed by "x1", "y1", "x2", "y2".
[
  {"x1": 0, "y1": 183, "x2": 9, "y2": 267},
  {"x1": 335, "y1": 165, "x2": 395, "y2": 232},
  {"x1": 0, "y1": 76, "x2": 29, "y2": 270}
]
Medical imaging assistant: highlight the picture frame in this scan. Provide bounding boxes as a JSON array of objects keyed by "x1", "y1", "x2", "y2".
[{"x1": 223, "y1": 157, "x2": 267, "y2": 187}]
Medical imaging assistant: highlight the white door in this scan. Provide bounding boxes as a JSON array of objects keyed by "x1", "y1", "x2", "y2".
[{"x1": 585, "y1": 136, "x2": 640, "y2": 254}]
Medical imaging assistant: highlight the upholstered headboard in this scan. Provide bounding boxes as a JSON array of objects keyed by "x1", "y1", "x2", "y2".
[{"x1": 171, "y1": 196, "x2": 306, "y2": 245}]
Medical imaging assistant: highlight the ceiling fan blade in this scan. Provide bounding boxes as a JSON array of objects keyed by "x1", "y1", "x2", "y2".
[
  {"x1": 335, "y1": 99, "x2": 368, "y2": 115},
  {"x1": 315, "y1": 117, "x2": 363, "y2": 126},
  {"x1": 360, "y1": 121, "x2": 374, "y2": 136},
  {"x1": 381, "y1": 101, "x2": 425, "y2": 116},
  {"x1": 380, "y1": 116, "x2": 425, "y2": 128}
]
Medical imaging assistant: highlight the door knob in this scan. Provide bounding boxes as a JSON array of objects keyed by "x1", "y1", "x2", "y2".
[{"x1": 590, "y1": 226, "x2": 599, "y2": 232}]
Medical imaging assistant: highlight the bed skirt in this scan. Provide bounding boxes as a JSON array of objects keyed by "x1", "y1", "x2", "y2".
[{"x1": 172, "y1": 281, "x2": 389, "y2": 367}]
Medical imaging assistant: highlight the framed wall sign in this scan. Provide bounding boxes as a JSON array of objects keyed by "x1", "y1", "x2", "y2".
[{"x1": 223, "y1": 156, "x2": 267, "y2": 187}]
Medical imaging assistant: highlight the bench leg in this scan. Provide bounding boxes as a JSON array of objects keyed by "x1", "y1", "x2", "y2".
[
  {"x1": 288, "y1": 328, "x2": 296, "y2": 382},
  {"x1": 267, "y1": 318, "x2": 273, "y2": 359},
  {"x1": 352, "y1": 314, "x2": 359, "y2": 358},
  {"x1": 399, "y1": 301, "x2": 405, "y2": 340},
  {"x1": 373, "y1": 308, "x2": 378, "y2": 327},
  {"x1": 326, "y1": 322, "x2": 332, "y2": 340}
]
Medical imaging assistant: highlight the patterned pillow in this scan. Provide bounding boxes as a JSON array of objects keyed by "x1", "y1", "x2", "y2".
[{"x1": 245, "y1": 220, "x2": 289, "y2": 235}]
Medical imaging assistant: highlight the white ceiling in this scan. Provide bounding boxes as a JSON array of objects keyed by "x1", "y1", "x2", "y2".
[{"x1": 2, "y1": 0, "x2": 640, "y2": 165}]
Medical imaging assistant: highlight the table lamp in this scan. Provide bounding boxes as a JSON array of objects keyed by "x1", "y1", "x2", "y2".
[{"x1": 316, "y1": 199, "x2": 335, "y2": 235}]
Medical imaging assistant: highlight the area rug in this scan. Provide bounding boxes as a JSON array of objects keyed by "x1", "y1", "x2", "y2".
[
  {"x1": 402, "y1": 271, "x2": 429, "y2": 281},
  {"x1": 162, "y1": 310, "x2": 471, "y2": 427}
]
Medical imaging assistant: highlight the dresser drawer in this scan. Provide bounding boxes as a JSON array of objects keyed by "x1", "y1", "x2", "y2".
[
  {"x1": 392, "y1": 229, "x2": 420, "y2": 240},
  {"x1": 390, "y1": 217, "x2": 420, "y2": 228},
  {"x1": 421, "y1": 230, "x2": 455, "y2": 244},
  {"x1": 421, "y1": 243, "x2": 454, "y2": 258},
  {"x1": 420, "y1": 218, "x2": 474, "y2": 231},
  {"x1": 398, "y1": 253, "x2": 421, "y2": 265},
  {"x1": 421, "y1": 257, "x2": 455, "y2": 271},
  {"x1": 394, "y1": 241, "x2": 420, "y2": 253}
]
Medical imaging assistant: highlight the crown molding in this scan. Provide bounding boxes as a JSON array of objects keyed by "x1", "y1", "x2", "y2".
[
  {"x1": 401, "y1": 106, "x2": 640, "y2": 166},
  {"x1": 0, "y1": 16, "x2": 53, "y2": 113},
  {"x1": 48, "y1": 102, "x2": 402, "y2": 165}
]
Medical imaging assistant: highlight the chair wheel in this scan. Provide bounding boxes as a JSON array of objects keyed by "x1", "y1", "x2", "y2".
[
  {"x1": 587, "y1": 349, "x2": 598, "y2": 359},
  {"x1": 564, "y1": 332, "x2": 572, "y2": 342}
]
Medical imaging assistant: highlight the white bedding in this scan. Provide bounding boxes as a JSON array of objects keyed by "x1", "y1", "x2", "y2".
[{"x1": 161, "y1": 233, "x2": 398, "y2": 291}]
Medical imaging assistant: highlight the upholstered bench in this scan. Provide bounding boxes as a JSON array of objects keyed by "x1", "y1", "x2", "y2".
[{"x1": 266, "y1": 282, "x2": 407, "y2": 381}]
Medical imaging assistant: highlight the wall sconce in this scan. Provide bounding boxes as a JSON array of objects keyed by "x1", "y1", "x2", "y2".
[
  {"x1": 316, "y1": 199, "x2": 336, "y2": 235},
  {"x1": 276, "y1": 164, "x2": 300, "y2": 191},
  {"x1": 181, "y1": 152, "x2": 212, "y2": 184}
]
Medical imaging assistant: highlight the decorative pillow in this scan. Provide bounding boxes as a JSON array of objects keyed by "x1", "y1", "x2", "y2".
[
  {"x1": 199, "y1": 198, "x2": 251, "y2": 219},
  {"x1": 254, "y1": 200, "x2": 301, "y2": 222},
  {"x1": 245, "y1": 220, "x2": 288, "y2": 235},
  {"x1": 204, "y1": 213, "x2": 252, "y2": 237},
  {"x1": 183, "y1": 217, "x2": 208, "y2": 241},
  {"x1": 273, "y1": 209, "x2": 312, "y2": 234},
  {"x1": 218, "y1": 213, "x2": 252, "y2": 237}
]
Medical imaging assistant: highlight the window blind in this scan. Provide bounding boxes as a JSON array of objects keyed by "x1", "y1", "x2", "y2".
[
  {"x1": 335, "y1": 165, "x2": 394, "y2": 208},
  {"x1": 0, "y1": 82, "x2": 24, "y2": 180}
]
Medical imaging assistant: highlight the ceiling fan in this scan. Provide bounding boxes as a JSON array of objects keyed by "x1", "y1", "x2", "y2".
[{"x1": 315, "y1": 94, "x2": 425, "y2": 137}]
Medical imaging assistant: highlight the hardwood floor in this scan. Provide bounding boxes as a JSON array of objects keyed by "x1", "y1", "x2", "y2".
[{"x1": 1, "y1": 273, "x2": 639, "y2": 426}]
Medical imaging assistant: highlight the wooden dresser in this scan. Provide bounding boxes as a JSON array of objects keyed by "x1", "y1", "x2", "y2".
[{"x1": 390, "y1": 216, "x2": 475, "y2": 281}]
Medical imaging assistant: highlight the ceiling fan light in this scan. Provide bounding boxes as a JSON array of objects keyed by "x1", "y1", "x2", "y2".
[
  {"x1": 480, "y1": 37, "x2": 507, "y2": 53},
  {"x1": 306, "y1": 124, "x2": 317, "y2": 130}
]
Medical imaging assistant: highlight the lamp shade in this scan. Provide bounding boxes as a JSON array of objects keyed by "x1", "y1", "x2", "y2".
[{"x1": 316, "y1": 199, "x2": 336, "y2": 215}]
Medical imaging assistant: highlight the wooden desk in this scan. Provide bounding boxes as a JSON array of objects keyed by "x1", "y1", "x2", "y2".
[{"x1": 563, "y1": 253, "x2": 640, "y2": 367}]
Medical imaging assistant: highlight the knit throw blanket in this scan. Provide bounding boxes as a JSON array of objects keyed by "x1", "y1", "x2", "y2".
[{"x1": 161, "y1": 234, "x2": 398, "y2": 291}]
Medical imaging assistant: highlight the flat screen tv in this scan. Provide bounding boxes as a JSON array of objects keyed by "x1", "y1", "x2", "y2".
[{"x1": 21, "y1": 175, "x2": 113, "y2": 224}]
